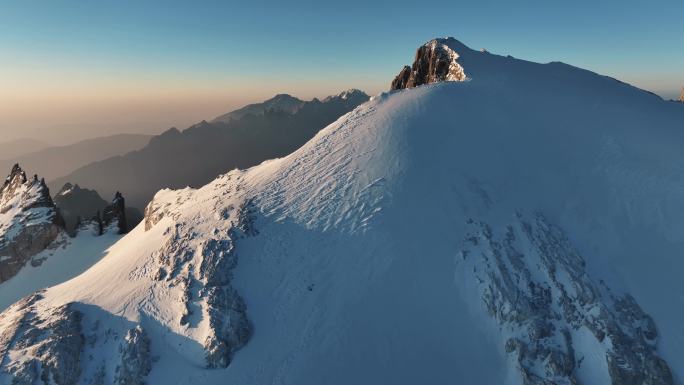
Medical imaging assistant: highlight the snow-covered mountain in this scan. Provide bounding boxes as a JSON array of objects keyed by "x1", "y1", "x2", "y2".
[
  {"x1": 0, "y1": 167, "x2": 137, "y2": 312},
  {"x1": 1, "y1": 37, "x2": 684, "y2": 385},
  {"x1": 212, "y1": 94, "x2": 306, "y2": 123}
]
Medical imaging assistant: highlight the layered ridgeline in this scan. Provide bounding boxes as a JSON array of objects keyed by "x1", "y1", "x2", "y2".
[
  {"x1": 50, "y1": 90, "x2": 369, "y2": 209},
  {"x1": 0, "y1": 134, "x2": 152, "y2": 182},
  {"x1": 2, "y1": 38, "x2": 684, "y2": 385},
  {"x1": 0, "y1": 165, "x2": 136, "y2": 311},
  {"x1": 0, "y1": 138, "x2": 49, "y2": 162}
]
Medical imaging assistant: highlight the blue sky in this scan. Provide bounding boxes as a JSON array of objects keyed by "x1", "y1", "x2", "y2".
[{"x1": 1, "y1": 0, "x2": 682, "y2": 142}]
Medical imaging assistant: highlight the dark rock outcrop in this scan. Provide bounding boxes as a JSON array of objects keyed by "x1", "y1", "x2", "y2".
[
  {"x1": 0, "y1": 164, "x2": 65, "y2": 283},
  {"x1": 390, "y1": 38, "x2": 467, "y2": 90},
  {"x1": 54, "y1": 183, "x2": 109, "y2": 234},
  {"x1": 103, "y1": 191, "x2": 128, "y2": 234},
  {"x1": 54, "y1": 184, "x2": 142, "y2": 235},
  {"x1": 115, "y1": 326, "x2": 152, "y2": 385}
]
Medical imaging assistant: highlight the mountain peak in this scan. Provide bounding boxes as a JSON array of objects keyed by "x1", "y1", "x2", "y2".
[
  {"x1": 339, "y1": 88, "x2": 365, "y2": 97},
  {"x1": 103, "y1": 190, "x2": 128, "y2": 234},
  {"x1": 213, "y1": 94, "x2": 305, "y2": 123},
  {"x1": 322, "y1": 89, "x2": 370, "y2": 103},
  {"x1": 0, "y1": 165, "x2": 64, "y2": 283},
  {"x1": 5, "y1": 163, "x2": 27, "y2": 185},
  {"x1": 390, "y1": 37, "x2": 469, "y2": 90},
  {"x1": 270, "y1": 93, "x2": 301, "y2": 101},
  {"x1": 57, "y1": 182, "x2": 82, "y2": 196}
]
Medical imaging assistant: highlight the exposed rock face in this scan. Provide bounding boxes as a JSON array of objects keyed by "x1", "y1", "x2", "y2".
[
  {"x1": 459, "y1": 213, "x2": 673, "y2": 385},
  {"x1": 114, "y1": 327, "x2": 152, "y2": 385},
  {"x1": 148, "y1": 194, "x2": 254, "y2": 368},
  {"x1": 679, "y1": 87, "x2": 683, "y2": 102},
  {"x1": 0, "y1": 164, "x2": 65, "y2": 283},
  {"x1": 0, "y1": 294, "x2": 152, "y2": 385},
  {"x1": 0, "y1": 294, "x2": 84, "y2": 385},
  {"x1": 390, "y1": 38, "x2": 467, "y2": 90},
  {"x1": 102, "y1": 191, "x2": 128, "y2": 234}
]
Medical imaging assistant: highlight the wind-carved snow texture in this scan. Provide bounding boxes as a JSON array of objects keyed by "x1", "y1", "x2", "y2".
[
  {"x1": 459, "y1": 213, "x2": 673, "y2": 385},
  {"x1": 146, "y1": 186, "x2": 253, "y2": 368},
  {"x1": 391, "y1": 38, "x2": 467, "y2": 90}
]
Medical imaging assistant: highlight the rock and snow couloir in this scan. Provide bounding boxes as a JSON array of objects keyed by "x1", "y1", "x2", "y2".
[{"x1": 1, "y1": 38, "x2": 684, "y2": 385}]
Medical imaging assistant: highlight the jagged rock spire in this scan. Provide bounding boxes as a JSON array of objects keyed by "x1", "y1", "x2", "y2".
[
  {"x1": 103, "y1": 191, "x2": 128, "y2": 234},
  {"x1": 390, "y1": 38, "x2": 468, "y2": 90},
  {"x1": 0, "y1": 164, "x2": 65, "y2": 283},
  {"x1": 679, "y1": 86, "x2": 684, "y2": 102}
]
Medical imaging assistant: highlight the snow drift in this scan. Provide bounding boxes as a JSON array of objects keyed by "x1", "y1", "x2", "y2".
[{"x1": 1, "y1": 38, "x2": 684, "y2": 385}]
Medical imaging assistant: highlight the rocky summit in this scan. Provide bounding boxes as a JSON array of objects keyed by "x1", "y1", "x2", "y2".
[
  {"x1": 102, "y1": 191, "x2": 128, "y2": 234},
  {"x1": 390, "y1": 38, "x2": 468, "y2": 90},
  {"x1": 0, "y1": 164, "x2": 65, "y2": 283}
]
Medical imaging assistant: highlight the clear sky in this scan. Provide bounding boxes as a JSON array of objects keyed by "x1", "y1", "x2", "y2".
[{"x1": 1, "y1": 0, "x2": 682, "y2": 144}]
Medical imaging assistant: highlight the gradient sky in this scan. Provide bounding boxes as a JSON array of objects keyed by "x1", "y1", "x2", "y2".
[{"x1": 1, "y1": 0, "x2": 683, "y2": 144}]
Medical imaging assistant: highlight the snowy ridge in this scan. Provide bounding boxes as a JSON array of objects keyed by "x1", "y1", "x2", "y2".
[{"x1": 1, "y1": 38, "x2": 684, "y2": 384}]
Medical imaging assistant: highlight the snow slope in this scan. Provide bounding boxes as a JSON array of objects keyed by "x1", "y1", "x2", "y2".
[
  {"x1": 0, "y1": 229, "x2": 121, "y2": 312},
  {"x1": 1, "y1": 38, "x2": 684, "y2": 385}
]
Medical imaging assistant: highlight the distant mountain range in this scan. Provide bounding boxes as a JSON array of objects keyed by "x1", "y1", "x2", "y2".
[
  {"x1": 0, "y1": 138, "x2": 50, "y2": 160},
  {"x1": 50, "y1": 89, "x2": 369, "y2": 209},
  {"x1": 0, "y1": 133, "x2": 152, "y2": 182}
]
